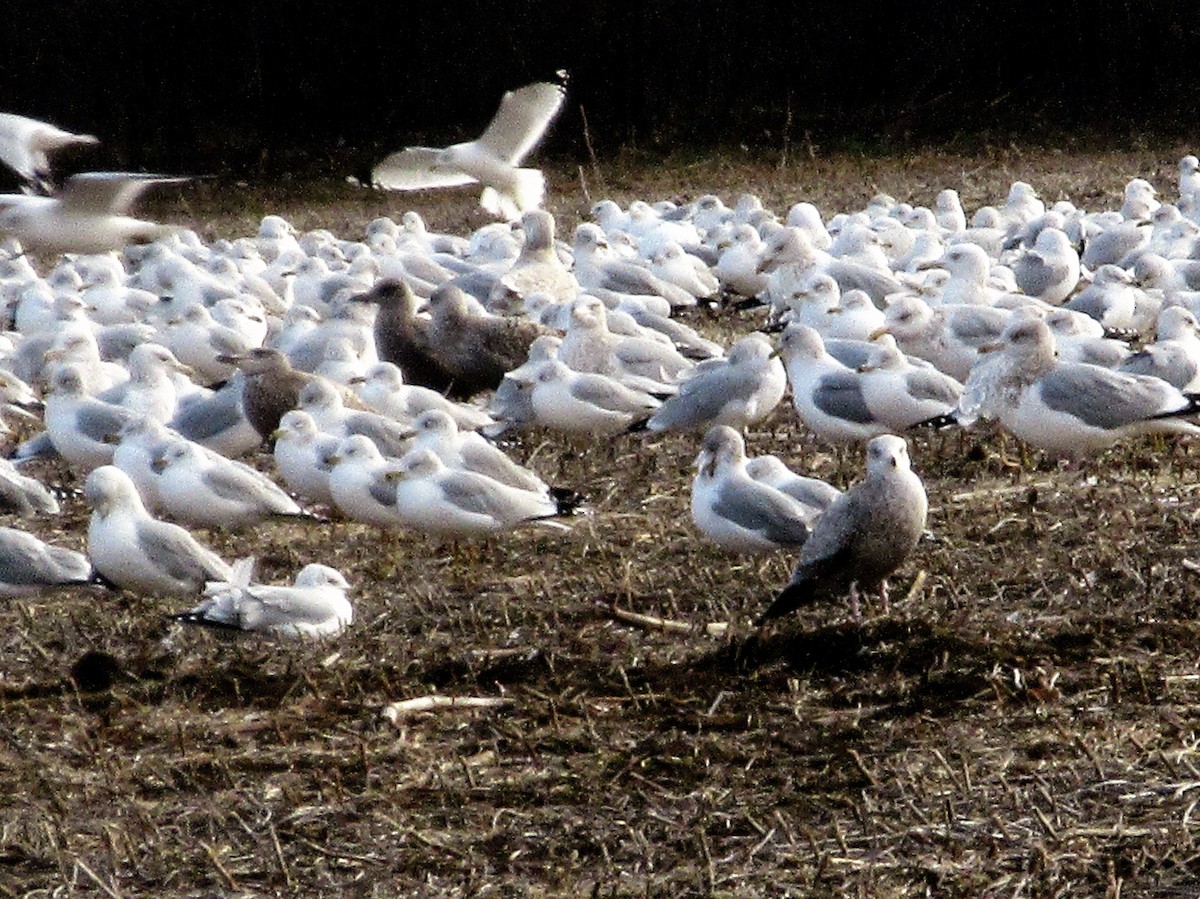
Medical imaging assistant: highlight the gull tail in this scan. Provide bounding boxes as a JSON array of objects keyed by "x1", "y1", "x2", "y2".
[{"x1": 1151, "y1": 394, "x2": 1200, "y2": 421}]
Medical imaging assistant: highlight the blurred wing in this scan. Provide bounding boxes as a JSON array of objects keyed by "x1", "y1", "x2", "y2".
[
  {"x1": 477, "y1": 82, "x2": 565, "y2": 165},
  {"x1": 57, "y1": 172, "x2": 187, "y2": 214},
  {"x1": 372, "y1": 147, "x2": 477, "y2": 191}
]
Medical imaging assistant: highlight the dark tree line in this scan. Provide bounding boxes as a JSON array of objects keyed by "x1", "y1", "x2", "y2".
[{"x1": 1, "y1": 1, "x2": 1195, "y2": 179}]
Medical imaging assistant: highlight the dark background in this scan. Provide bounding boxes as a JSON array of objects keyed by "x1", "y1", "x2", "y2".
[{"x1": 3, "y1": 2, "x2": 1196, "y2": 180}]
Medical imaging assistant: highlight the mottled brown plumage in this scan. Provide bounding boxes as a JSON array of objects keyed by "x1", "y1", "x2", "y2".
[
  {"x1": 426, "y1": 284, "x2": 554, "y2": 398},
  {"x1": 352, "y1": 278, "x2": 458, "y2": 395},
  {"x1": 217, "y1": 347, "x2": 319, "y2": 442}
]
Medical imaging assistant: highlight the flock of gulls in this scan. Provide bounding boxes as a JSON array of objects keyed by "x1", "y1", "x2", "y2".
[{"x1": 1, "y1": 84, "x2": 1200, "y2": 642}]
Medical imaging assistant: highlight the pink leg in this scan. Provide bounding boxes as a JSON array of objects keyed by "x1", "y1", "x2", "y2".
[
  {"x1": 848, "y1": 583, "x2": 862, "y2": 623},
  {"x1": 879, "y1": 579, "x2": 890, "y2": 615}
]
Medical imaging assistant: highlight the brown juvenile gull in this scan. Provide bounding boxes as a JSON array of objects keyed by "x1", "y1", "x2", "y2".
[
  {"x1": 350, "y1": 278, "x2": 457, "y2": 395},
  {"x1": 425, "y1": 283, "x2": 553, "y2": 398},
  {"x1": 758, "y1": 434, "x2": 927, "y2": 623},
  {"x1": 217, "y1": 347, "x2": 321, "y2": 443}
]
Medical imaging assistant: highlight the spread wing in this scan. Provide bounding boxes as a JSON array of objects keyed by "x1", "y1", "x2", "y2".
[
  {"x1": 56, "y1": 172, "x2": 187, "y2": 214},
  {"x1": 372, "y1": 147, "x2": 477, "y2": 191},
  {"x1": 477, "y1": 82, "x2": 565, "y2": 165}
]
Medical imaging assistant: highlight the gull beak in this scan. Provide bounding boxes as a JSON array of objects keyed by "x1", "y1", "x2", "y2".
[
  {"x1": 171, "y1": 360, "x2": 194, "y2": 376},
  {"x1": 348, "y1": 376, "x2": 366, "y2": 385},
  {"x1": 214, "y1": 353, "x2": 242, "y2": 366},
  {"x1": 825, "y1": 306, "x2": 843, "y2": 316},
  {"x1": 857, "y1": 362, "x2": 877, "y2": 373},
  {"x1": 868, "y1": 327, "x2": 889, "y2": 341},
  {"x1": 977, "y1": 341, "x2": 1001, "y2": 354}
]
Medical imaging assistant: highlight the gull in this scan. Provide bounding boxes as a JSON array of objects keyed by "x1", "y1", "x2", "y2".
[
  {"x1": 172, "y1": 557, "x2": 353, "y2": 639},
  {"x1": 327, "y1": 435, "x2": 407, "y2": 528},
  {"x1": 425, "y1": 284, "x2": 552, "y2": 397},
  {"x1": 571, "y1": 224, "x2": 698, "y2": 308},
  {"x1": 958, "y1": 317, "x2": 1200, "y2": 456},
  {"x1": 405, "y1": 409, "x2": 553, "y2": 495},
  {"x1": 95, "y1": 343, "x2": 191, "y2": 424},
  {"x1": 715, "y1": 223, "x2": 768, "y2": 297},
  {"x1": 163, "y1": 304, "x2": 254, "y2": 385},
  {"x1": 1065, "y1": 265, "x2": 1150, "y2": 333},
  {"x1": 856, "y1": 336, "x2": 963, "y2": 431},
  {"x1": 1180, "y1": 155, "x2": 1200, "y2": 204},
  {"x1": 777, "y1": 324, "x2": 887, "y2": 444},
  {"x1": 151, "y1": 438, "x2": 312, "y2": 530},
  {"x1": 691, "y1": 426, "x2": 813, "y2": 554},
  {"x1": 757, "y1": 227, "x2": 901, "y2": 308},
  {"x1": 0, "y1": 527, "x2": 95, "y2": 597},
  {"x1": 217, "y1": 347, "x2": 322, "y2": 443},
  {"x1": 513, "y1": 359, "x2": 660, "y2": 436},
  {"x1": 386, "y1": 448, "x2": 561, "y2": 538},
  {"x1": 372, "y1": 80, "x2": 566, "y2": 220},
  {"x1": 0, "y1": 457, "x2": 60, "y2": 515},
  {"x1": 84, "y1": 465, "x2": 234, "y2": 597},
  {"x1": 614, "y1": 296, "x2": 725, "y2": 360},
  {"x1": 0, "y1": 112, "x2": 99, "y2": 193},
  {"x1": 819, "y1": 290, "x2": 886, "y2": 342},
  {"x1": 272, "y1": 409, "x2": 341, "y2": 506},
  {"x1": 315, "y1": 336, "x2": 369, "y2": 387},
  {"x1": 743, "y1": 454, "x2": 843, "y2": 514},
  {"x1": 559, "y1": 294, "x2": 692, "y2": 387},
  {"x1": 1117, "y1": 306, "x2": 1200, "y2": 391},
  {"x1": 352, "y1": 361, "x2": 495, "y2": 432},
  {"x1": 934, "y1": 189, "x2": 967, "y2": 232},
  {"x1": 876, "y1": 296, "x2": 1011, "y2": 381},
  {"x1": 759, "y1": 435, "x2": 927, "y2": 623},
  {"x1": 498, "y1": 210, "x2": 578, "y2": 301},
  {"x1": 646, "y1": 333, "x2": 785, "y2": 433},
  {"x1": 297, "y1": 378, "x2": 412, "y2": 458},
  {"x1": 43, "y1": 363, "x2": 137, "y2": 471},
  {"x1": 927, "y1": 243, "x2": 1020, "y2": 306},
  {"x1": 167, "y1": 375, "x2": 262, "y2": 458},
  {"x1": 0, "y1": 172, "x2": 185, "y2": 255},
  {"x1": 646, "y1": 241, "x2": 719, "y2": 300},
  {"x1": 1011, "y1": 228, "x2": 1080, "y2": 305},
  {"x1": 350, "y1": 278, "x2": 457, "y2": 395}
]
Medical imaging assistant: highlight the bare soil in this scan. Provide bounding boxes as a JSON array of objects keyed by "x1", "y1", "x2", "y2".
[{"x1": 4, "y1": 148, "x2": 1200, "y2": 898}]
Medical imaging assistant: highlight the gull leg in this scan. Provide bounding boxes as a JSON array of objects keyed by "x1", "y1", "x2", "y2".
[
  {"x1": 879, "y1": 579, "x2": 890, "y2": 616},
  {"x1": 848, "y1": 583, "x2": 862, "y2": 623}
]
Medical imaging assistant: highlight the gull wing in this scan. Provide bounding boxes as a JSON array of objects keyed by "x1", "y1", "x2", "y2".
[
  {"x1": 477, "y1": 82, "x2": 565, "y2": 165},
  {"x1": 56, "y1": 172, "x2": 187, "y2": 214},
  {"x1": 372, "y1": 147, "x2": 476, "y2": 191}
]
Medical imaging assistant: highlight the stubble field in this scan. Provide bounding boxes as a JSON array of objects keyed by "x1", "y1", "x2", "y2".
[{"x1": 3, "y1": 146, "x2": 1200, "y2": 898}]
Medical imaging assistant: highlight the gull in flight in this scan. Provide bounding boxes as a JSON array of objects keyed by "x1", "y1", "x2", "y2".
[
  {"x1": 372, "y1": 79, "x2": 566, "y2": 221},
  {"x1": 0, "y1": 172, "x2": 186, "y2": 255},
  {"x1": 0, "y1": 112, "x2": 98, "y2": 194}
]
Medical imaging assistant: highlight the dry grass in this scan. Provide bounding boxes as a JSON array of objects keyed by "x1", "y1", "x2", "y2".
[{"x1": 4, "y1": 147, "x2": 1200, "y2": 897}]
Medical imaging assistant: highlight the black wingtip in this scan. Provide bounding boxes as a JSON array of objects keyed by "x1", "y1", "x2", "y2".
[
  {"x1": 624, "y1": 416, "x2": 652, "y2": 434},
  {"x1": 909, "y1": 412, "x2": 961, "y2": 431},
  {"x1": 550, "y1": 486, "x2": 586, "y2": 515},
  {"x1": 167, "y1": 611, "x2": 243, "y2": 631}
]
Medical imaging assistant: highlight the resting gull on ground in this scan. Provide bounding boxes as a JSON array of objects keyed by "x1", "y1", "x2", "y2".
[
  {"x1": 172, "y1": 557, "x2": 353, "y2": 638},
  {"x1": 690, "y1": 426, "x2": 814, "y2": 554},
  {"x1": 0, "y1": 527, "x2": 95, "y2": 597}
]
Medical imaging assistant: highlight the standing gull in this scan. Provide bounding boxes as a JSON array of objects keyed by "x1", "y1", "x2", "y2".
[
  {"x1": 83, "y1": 466, "x2": 234, "y2": 597},
  {"x1": 372, "y1": 80, "x2": 566, "y2": 221},
  {"x1": 517, "y1": 358, "x2": 661, "y2": 436},
  {"x1": 758, "y1": 435, "x2": 927, "y2": 623},
  {"x1": 646, "y1": 333, "x2": 785, "y2": 433}
]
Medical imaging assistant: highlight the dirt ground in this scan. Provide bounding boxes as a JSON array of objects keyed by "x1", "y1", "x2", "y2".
[{"x1": 4, "y1": 147, "x2": 1200, "y2": 898}]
